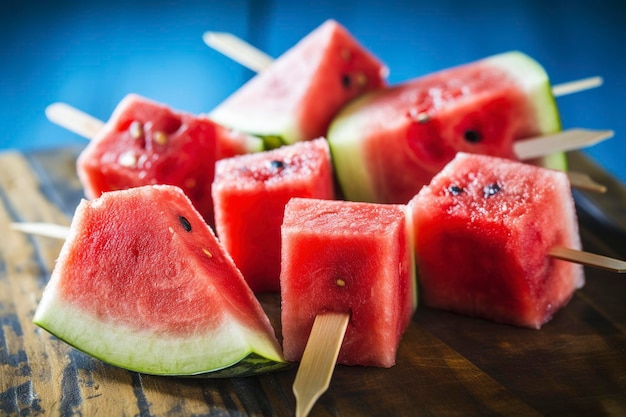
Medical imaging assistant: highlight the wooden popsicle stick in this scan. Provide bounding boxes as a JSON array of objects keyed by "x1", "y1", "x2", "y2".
[
  {"x1": 514, "y1": 128, "x2": 614, "y2": 161},
  {"x1": 45, "y1": 102, "x2": 103, "y2": 139},
  {"x1": 10, "y1": 222, "x2": 70, "y2": 240},
  {"x1": 549, "y1": 246, "x2": 626, "y2": 273},
  {"x1": 566, "y1": 171, "x2": 607, "y2": 193},
  {"x1": 203, "y1": 32, "x2": 603, "y2": 97},
  {"x1": 552, "y1": 76, "x2": 604, "y2": 97},
  {"x1": 202, "y1": 31, "x2": 274, "y2": 73},
  {"x1": 293, "y1": 312, "x2": 350, "y2": 417}
]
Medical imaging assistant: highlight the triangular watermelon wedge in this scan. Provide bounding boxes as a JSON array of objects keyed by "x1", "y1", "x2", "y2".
[
  {"x1": 209, "y1": 19, "x2": 387, "y2": 147},
  {"x1": 33, "y1": 185, "x2": 287, "y2": 377}
]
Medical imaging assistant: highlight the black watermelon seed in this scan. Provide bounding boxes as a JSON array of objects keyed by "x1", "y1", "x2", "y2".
[
  {"x1": 448, "y1": 185, "x2": 464, "y2": 195},
  {"x1": 341, "y1": 74, "x2": 351, "y2": 89},
  {"x1": 178, "y1": 215, "x2": 192, "y2": 232},
  {"x1": 269, "y1": 160, "x2": 285, "y2": 170},
  {"x1": 464, "y1": 129, "x2": 482, "y2": 143},
  {"x1": 483, "y1": 183, "x2": 501, "y2": 198}
]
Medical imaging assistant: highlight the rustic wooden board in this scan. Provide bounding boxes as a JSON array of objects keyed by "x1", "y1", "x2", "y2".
[{"x1": 1, "y1": 148, "x2": 625, "y2": 416}]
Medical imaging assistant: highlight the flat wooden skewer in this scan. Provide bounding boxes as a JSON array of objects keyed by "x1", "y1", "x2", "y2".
[
  {"x1": 202, "y1": 31, "x2": 274, "y2": 73},
  {"x1": 552, "y1": 76, "x2": 604, "y2": 97},
  {"x1": 565, "y1": 171, "x2": 607, "y2": 193},
  {"x1": 513, "y1": 128, "x2": 613, "y2": 160},
  {"x1": 46, "y1": 102, "x2": 103, "y2": 139},
  {"x1": 203, "y1": 32, "x2": 604, "y2": 97},
  {"x1": 293, "y1": 312, "x2": 350, "y2": 417},
  {"x1": 549, "y1": 246, "x2": 626, "y2": 273},
  {"x1": 10, "y1": 222, "x2": 70, "y2": 239}
]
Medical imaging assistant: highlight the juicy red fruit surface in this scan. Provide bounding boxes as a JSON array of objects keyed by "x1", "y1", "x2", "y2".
[
  {"x1": 212, "y1": 138, "x2": 335, "y2": 292},
  {"x1": 359, "y1": 62, "x2": 540, "y2": 204},
  {"x1": 77, "y1": 94, "x2": 232, "y2": 226},
  {"x1": 58, "y1": 185, "x2": 274, "y2": 337},
  {"x1": 210, "y1": 19, "x2": 387, "y2": 144},
  {"x1": 281, "y1": 198, "x2": 414, "y2": 367},
  {"x1": 410, "y1": 153, "x2": 583, "y2": 329}
]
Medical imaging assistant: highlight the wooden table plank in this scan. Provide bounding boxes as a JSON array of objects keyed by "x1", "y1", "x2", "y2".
[{"x1": 1, "y1": 148, "x2": 625, "y2": 416}]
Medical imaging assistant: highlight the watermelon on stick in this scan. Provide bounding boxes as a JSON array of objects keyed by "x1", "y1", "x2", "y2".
[
  {"x1": 51, "y1": 94, "x2": 263, "y2": 227},
  {"x1": 33, "y1": 185, "x2": 286, "y2": 376},
  {"x1": 280, "y1": 197, "x2": 417, "y2": 367},
  {"x1": 328, "y1": 51, "x2": 566, "y2": 204},
  {"x1": 209, "y1": 19, "x2": 388, "y2": 147},
  {"x1": 408, "y1": 153, "x2": 585, "y2": 329},
  {"x1": 280, "y1": 197, "x2": 416, "y2": 415}
]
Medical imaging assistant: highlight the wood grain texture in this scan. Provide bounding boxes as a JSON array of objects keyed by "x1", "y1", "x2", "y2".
[{"x1": 1, "y1": 148, "x2": 625, "y2": 416}]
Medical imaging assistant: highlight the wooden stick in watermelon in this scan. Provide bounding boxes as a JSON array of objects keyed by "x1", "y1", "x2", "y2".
[
  {"x1": 203, "y1": 31, "x2": 603, "y2": 97},
  {"x1": 202, "y1": 31, "x2": 274, "y2": 73},
  {"x1": 46, "y1": 102, "x2": 104, "y2": 139},
  {"x1": 10, "y1": 222, "x2": 70, "y2": 240},
  {"x1": 46, "y1": 94, "x2": 264, "y2": 227},
  {"x1": 513, "y1": 128, "x2": 613, "y2": 160},
  {"x1": 409, "y1": 152, "x2": 624, "y2": 330},
  {"x1": 292, "y1": 312, "x2": 350, "y2": 417},
  {"x1": 280, "y1": 197, "x2": 417, "y2": 416}
]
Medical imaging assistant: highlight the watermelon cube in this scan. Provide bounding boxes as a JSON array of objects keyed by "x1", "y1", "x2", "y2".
[
  {"x1": 329, "y1": 51, "x2": 564, "y2": 204},
  {"x1": 210, "y1": 19, "x2": 388, "y2": 147},
  {"x1": 76, "y1": 94, "x2": 263, "y2": 226},
  {"x1": 33, "y1": 185, "x2": 285, "y2": 376},
  {"x1": 212, "y1": 138, "x2": 335, "y2": 293},
  {"x1": 280, "y1": 198, "x2": 417, "y2": 367},
  {"x1": 408, "y1": 153, "x2": 584, "y2": 329}
]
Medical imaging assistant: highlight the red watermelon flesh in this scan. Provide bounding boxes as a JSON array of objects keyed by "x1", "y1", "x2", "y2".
[
  {"x1": 76, "y1": 94, "x2": 263, "y2": 226},
  {"x1": 408, "y1": 153, "x2": 584, "y2": 329},
  {"x1": 213, "y1": 138, "x2": 335, "y2": 293},
  {"x1": 209, "y1": 19, "x2": 388, "y2": 146},
  {"x1": 33, "y1": 185, "x2": 285, "y2": 376},
  {"x1": 329, "y1": 51, "x2": 563, "y2": 204},
  {"x1": 280, "y1": 198, "x2": 417, "y2": 367}
]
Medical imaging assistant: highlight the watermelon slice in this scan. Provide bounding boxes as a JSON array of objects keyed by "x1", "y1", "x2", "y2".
[
  {"x1": 212, "y1": 138, "x2": 335, "y2": 293},
  {"x1": 280, "y1": 198, "x2": 417, "y2": 367},
  {"x1": 33, "y1": 185, "x2": 286, "y2": 376},
  {"x1": 76, "y1": 94, "x2": 263, "y2": 226},
  {"x1": 209, "y1": 19, "x2": 388, "y2": 147},
  {"x1": 408, "y1": 153, "x2": 584, "y2": 329},
  {"x1": 328, "y1": 51, "x2": 564, "y2": 204}
]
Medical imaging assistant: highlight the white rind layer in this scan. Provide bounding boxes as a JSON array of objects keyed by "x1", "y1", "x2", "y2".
[{"x1": 34, "y1": 284, "x2": 285, "y2": 376}]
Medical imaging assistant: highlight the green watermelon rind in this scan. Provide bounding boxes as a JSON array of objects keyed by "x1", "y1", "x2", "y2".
[
  {"x1": 484, "y1": 51, "x2": 567, "y2": 171},
  {"x1": 237, "y1": 132, "x2": 267, "y2": 153},
  {"x1": 33, "y1": 286, "x2": 288, "y2": 378},
  {"x1": 327, "y1": 90, "x2": 384, "y2": 202},
  {"x1": 484, "y1": 51, "x2": 561, "y2": 135}
]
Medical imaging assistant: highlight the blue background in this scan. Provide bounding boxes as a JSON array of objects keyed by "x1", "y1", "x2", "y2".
[{"x1": 2, "y1": 0, "x2": 625, "y2": 184}]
